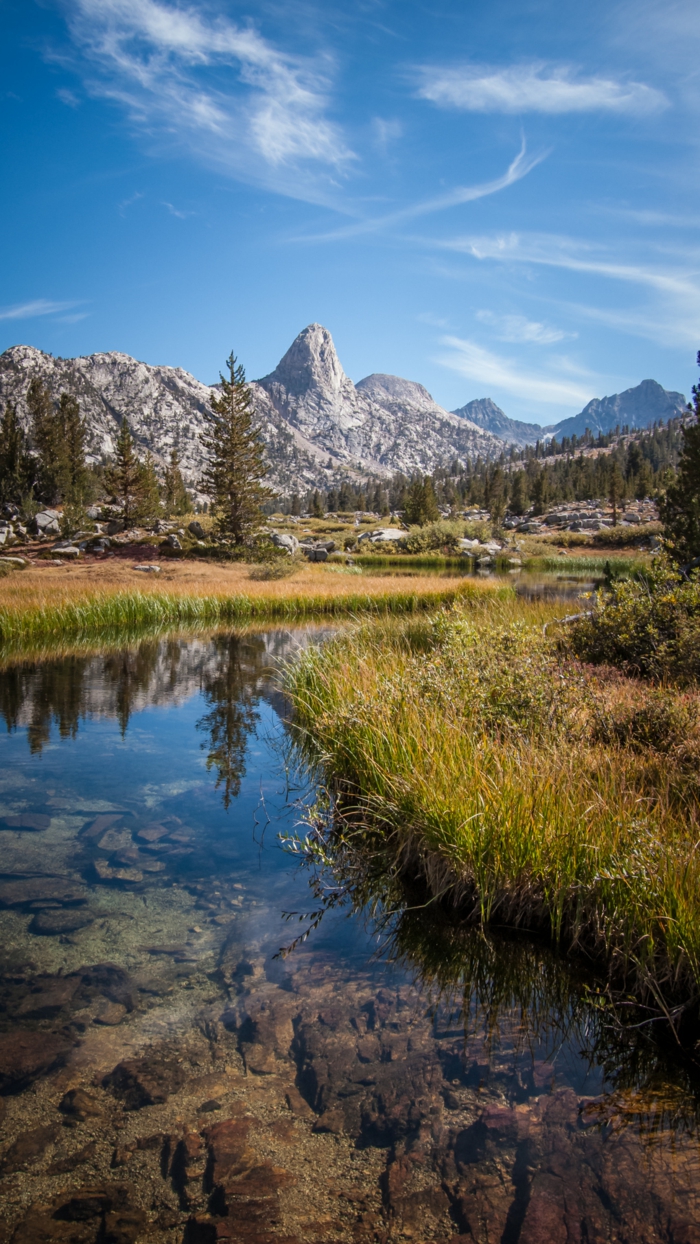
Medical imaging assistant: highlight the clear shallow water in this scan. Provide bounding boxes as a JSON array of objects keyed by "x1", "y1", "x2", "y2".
[{"x1": 0, "y1": 629, "x2": 699, "y2": 1244}]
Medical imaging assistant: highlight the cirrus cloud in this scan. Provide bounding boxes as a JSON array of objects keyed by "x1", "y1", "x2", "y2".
[
  {"x1": 417, "y1": 62, "x2": 668, "y2": 115},
  {"x1": 61, "y1": 0, "x2": 355, "y2": 203},
  {"x1": 438, "y1": 336, "x2": 595, "y2": 407}
]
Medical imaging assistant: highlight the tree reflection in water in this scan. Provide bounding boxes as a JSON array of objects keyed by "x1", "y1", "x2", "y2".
[{"x1": 196, "y1": 634, "x2": 266, "y2": 807}]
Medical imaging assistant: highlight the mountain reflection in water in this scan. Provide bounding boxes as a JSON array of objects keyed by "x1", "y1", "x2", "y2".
[{"x1": 0, "y1": 629, "x2": 699, "y2": 1244}]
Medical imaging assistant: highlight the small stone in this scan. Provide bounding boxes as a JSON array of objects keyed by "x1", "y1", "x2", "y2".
[
  {"x1": 81, "y1": 813, "x2": 123, "y2": 840},
  {"x1": 312, "y1": 1109, "x2": 345, "y2": 1135},
  {"x1": 132, "y1": 563, "x2": 161, "y2": 573},
  {"x1": 136, "y1": 823, "x2": 170, "y2": 842},
  {"x1": 0, "y1": 1030, "x2": 72, "y2": 1092},
  {"x1": 17, "y1": 976, "x2": 80, "y2": 1017},
  {"x1": 0, "y1": 812, "x2": 51, "y2": 831},
  {"x1": 199, "y1": 1099, "x2": 221, "y2": 1113},
  {"x1": 285, "y1": 1086, "x2": 314, "y2": 1118},
  {"x1": 0, "y1": 1123, "x2": 60, "y2": 1173},
  {"x1": 0, "y1": 877, "x2": 86, "y2": 907},
  {"x1": 94, "y1": 1001, "x2": 128, "y2": 1026},
  {"x1": 30, "y1": 909, "x2": 94, "y2": 935},
  {"x1": 47, "y1": 1141, "x2": 98, "y2": 1174},
  {"x1": 111, "y1": 1146, "x2": 133, "y2": 1167},
  {"x1": 94, "y1": 860, "x2": 143, "y2": 883},
  {"x1": 59, "y1": 1088, "x2": 104, "y2": 1121}
]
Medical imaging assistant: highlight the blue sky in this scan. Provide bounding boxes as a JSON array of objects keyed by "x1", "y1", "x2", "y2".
[{"x1": 2, "y1": 0, "x2": 699, "y2": 424}]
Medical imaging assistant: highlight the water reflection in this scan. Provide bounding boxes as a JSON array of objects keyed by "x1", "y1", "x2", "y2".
[{"x1": 0, "y1": 631, "x2": 699, "y2": 1244}]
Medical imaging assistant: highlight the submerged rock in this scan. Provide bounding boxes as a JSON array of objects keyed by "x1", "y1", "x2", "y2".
[
  {"x1": 104, "y1": 1050, "x2": 187, "y2": 1109},
  {"x1": 30, "y1": 909, "x2": 94, "y2": 935},
  {"x1": 0, "y1": 1029, "x2": 73, "y2": 1091}
]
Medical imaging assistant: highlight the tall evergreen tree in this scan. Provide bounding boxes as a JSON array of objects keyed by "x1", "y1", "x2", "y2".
[
  {"x1": 137, "y1": 452, "x2": 162, "y2": 526},
  {"x1": 485, "y1": 465, "x2": 506, "y2": 525},
  {"x1": 609, "y1": 461, "x2": 625, "y2": 526},
  {"x1": 28, "y1": 381, "x2": 89, "y2": 504},
  {"x1": 27, "y1": 378, "x2": 59, "y2": 501},
  {"x1": 202, "y1": 352, "x2": 271, "y2": 544},
  {"x1": 311, "y1": 489, "x2": 324, "y2": 518},
  {"x1": 0, "y1": 402, "x2": 31, "y2": 504},
  {"x1": 660, "y1": 352, "x2": 700, "y2": 566},
  {"x1": 509, "y1": 469, "x2": 529, "y2": 516},
  {"x1": 57, "y1": 393, "x2": 90, "y2": 503},
  {"x1": 405, "y1": 476, "x2": 440, "y2": 525},
  {"x1": 105, "y1": 420, "x2": 144, "y2": 527},
  {"x1": 163, "y1": 447, "x2": 189, "y2": 515}
]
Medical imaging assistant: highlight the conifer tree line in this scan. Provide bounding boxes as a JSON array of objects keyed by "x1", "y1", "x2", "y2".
[
  {"x1": 0, "y1": 378, "x2": 190, "y2": 521},
  {"x1": 282, "y1": 415, "x2": 688, "y2": 520}
]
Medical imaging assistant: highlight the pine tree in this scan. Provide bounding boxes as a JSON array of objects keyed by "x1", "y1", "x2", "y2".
[
  {"x1": 485, "y1": 465, "x2": 506, "y2": 525},
  {"x1": 405, "y1": 476, "x2": 440, "y2": 525},
  {"x1": 202, "y1": 352, "x2": 271, "y2": 544},
  {"x1": 137, "y1": 452, "x2": 162, "y2": 526},
  {"x1": 163, "y1": 448, "x2": 189, "y2": 515},
  {"x1": 660, "y1": 352, "x2": 700, "y2": 566},
  {"x1": 0, "y1": 402, "x2": 31, "y2": 504},
  {"x1": 28, "y1": 378, "x2": 60, "y2": 502},
  {"x1": 509, "y1": 469, "x2": 529, "y2": 516},
  {"x1": 311, "y1": 489, "x2": 324, "y2": 518},
  {"x1": 609, "y1": 461, "x2": 625, "y2": 526},
  {"x1": 105, "y1": 420, "x2": 144, "y2": 527},
  {"x1": 57, "y1": 393, "x2": 90, "y2": 503},
  {"x1": 339, "y1": 481, "x2": 353, "y2": 512},
  {"x1": 27, "y1": 381, "x2": 90, "y2": 504}
]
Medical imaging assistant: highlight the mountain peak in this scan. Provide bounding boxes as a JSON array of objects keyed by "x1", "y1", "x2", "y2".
[{"x1": 258, "y1": 323, "x2": 347, "y2": 397}]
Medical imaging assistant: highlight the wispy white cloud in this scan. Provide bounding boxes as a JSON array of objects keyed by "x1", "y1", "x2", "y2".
[
  {"x1": 436, "y1": 231, "x2": 700, "y2": 345},
  {"x1": 118, "y1": 190, "x2": 143, "y2": 215},
  {"x1": 438, "y1": 336, "x2": 596, "y2": 406},
  {"x1": 304, "y1": 137, "x2": 546, "y2": 240},
  {"x1": 64, "y1": 0, "x2": 354, "y2": 203},
  {"x1": 0, "y1": 299, "x2": 80, "y2": 321},
  {"x1": 163, "y1": 201, "x2": 194, "y2": 219},
  {"x1": 371, "y1": 117, "x2": 402, "y2": 153},
  {"x1": 476, "y1": 309, "x2": 573, "y2": 344},
  {"x1": 417, "y1": 62, "x2": 668, "y2": 115},
  {"x1": 417, "y1": 311, "x2": 451, "y2": 329},
  {"x1": 56, "y1": 86, "x2": 80, "y2": 107}
]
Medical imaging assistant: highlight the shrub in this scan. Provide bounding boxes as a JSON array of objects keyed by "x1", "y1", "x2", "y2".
[
  {"x1": 592, "y1": 523, "x2": 663, "y2": 548},
  {"x1": 402, "y1": 518, "x2": 490, "y2": 553},
  {"x1": 567, "y1": 564, "x2": 700, "y2": 682},
  {"x1": 592, "y1": 688, "x2": 699, "y2": 752}
]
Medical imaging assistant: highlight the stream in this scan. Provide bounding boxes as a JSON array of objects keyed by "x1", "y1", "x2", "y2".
[{"x1": 0, "y1": 626, "x2": 698, "y2": 1244}]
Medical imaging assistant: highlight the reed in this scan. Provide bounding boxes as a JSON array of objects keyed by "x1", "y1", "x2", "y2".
[
  {"x1": 286, "y1": 597, "x2": 700, "y2": 1021},
  {"x1": 0, "y1": 581, "x2": 506, "y2": 658}
]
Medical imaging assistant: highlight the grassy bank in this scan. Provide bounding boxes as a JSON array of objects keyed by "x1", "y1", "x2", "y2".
[
  {"x1": 0, "y1": 579, "x2": 506, "y2": 659},
  {"x1": 286, "y1": 591, "x2": 700, "y2": 1025}
]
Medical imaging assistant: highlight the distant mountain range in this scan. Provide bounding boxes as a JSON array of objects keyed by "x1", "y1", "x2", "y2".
[
  {"x1": 0, "y1": 324, "x2": 688, "y2": 495},
  {"x1": 455, "y1": 380, "x2": 687, "y2": 447}
]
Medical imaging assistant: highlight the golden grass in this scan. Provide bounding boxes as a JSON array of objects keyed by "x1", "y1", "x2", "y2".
[
  {"x1": 0, "y1": 558, "x2": 507, "y2": 660},
  {"x1": 286, "y1": 596, "x2": 700, "y2": 1018}
]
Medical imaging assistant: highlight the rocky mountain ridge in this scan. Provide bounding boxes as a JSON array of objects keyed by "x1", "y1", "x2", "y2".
[
  {"x1": 454, "y1": 380, "x2": 687, "y2": 445},
  {"x1": 0, "y1": 326, "x2": 687, "y2": 496}
]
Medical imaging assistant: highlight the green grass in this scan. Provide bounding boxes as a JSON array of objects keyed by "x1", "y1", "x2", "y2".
[
  {"x1": 0, "y1": 583, "x2": 508, "y2": 661},
  {"x1": 285, "y1": 596, "x2": 700, "y2": 1023}
]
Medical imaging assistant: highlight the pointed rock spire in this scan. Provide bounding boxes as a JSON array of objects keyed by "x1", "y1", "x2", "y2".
[{"x1": 258, "y1": 324, "x2": 348, "y2": 397}]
